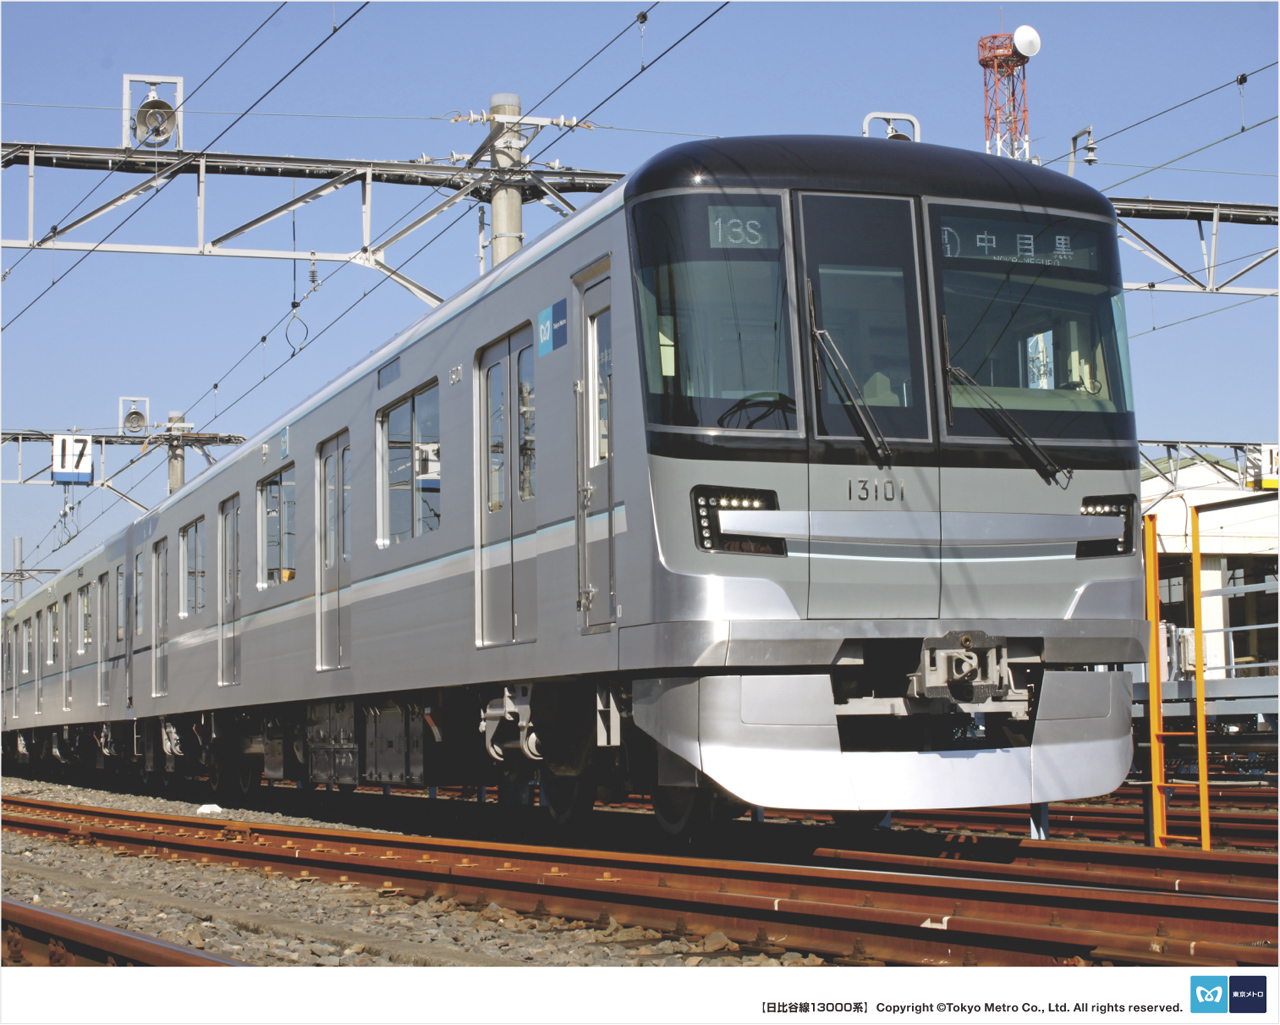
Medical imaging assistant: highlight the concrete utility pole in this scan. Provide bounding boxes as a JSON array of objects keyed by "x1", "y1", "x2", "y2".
[
  {"x1": 12, "y1": 538, "x2": 22, "y2": 601},
  {"x1": 167, "y1": 412, "x2": 186, "y2": 495},
  {"x1": 489, "y1": 93, "x2": 525, "y2": 267}
]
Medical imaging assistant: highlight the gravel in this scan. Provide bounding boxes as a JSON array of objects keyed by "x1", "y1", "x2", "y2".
[{"x1": 2, "y1": 776, "x2": 822, "y2": 968}]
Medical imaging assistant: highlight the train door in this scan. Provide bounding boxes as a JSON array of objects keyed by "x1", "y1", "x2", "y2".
[
  {"x1": 318, "y1": 431, "x2": 351, "y2": 669},
  {"x1": 577, "y1": 280, "x2": 615, "y2": 630},
  {"x1": 798, "y1": 192, "x2": 942, "y2": 619},
  {"x1": 478, "y1": 327, "x2": 537, "y2": 646},
  {"x1": 153, "y1": 538, "x2": 168, "y2": 697},
  {"x1": 219, "y1": 495, "x2": 241, "y2": 686}
]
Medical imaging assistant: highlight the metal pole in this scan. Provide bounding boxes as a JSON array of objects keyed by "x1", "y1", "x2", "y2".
[
  {"x1": 489, "y1": 93, "x2": 524, "y2": 267},
  {"x1": 1143, "y1": 514, "x2": 1167, "y2": 847},
  {"x1": 167, "y1": 412, "x2": 186, "y2": 495},
  {"x1": 1190, "y1": 507, "x2": 1212, "y2": 850},
  {"x1": 13, "y1": 538, "x2": 23, "y2": 601}
]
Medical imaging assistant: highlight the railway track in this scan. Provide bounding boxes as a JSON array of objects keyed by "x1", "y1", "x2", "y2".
[
  {"x1": 3, "y1": 796, "x2": 1275, "y2": 968},
  {"x1": 1, "y1": 898, "x2": 243, "y2": 966},
  {"x1": 886, "y1": 803, "x2": 1277, "y2": 849}
]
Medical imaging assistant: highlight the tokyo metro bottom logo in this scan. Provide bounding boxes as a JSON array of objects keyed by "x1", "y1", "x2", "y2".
[{"x1": 1192, "y1": 976, "x2": 1267, "y2": 1014}]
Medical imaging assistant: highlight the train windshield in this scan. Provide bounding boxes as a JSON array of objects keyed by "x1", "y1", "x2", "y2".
[
  {"x1": 931, "y1": 204, "x2": 1135, "y2": 441},
  {"x1": 631, "y1": 192, "x2": 797, "y2": 431}
]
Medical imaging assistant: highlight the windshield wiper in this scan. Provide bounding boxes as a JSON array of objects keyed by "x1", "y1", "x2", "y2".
[
  {"x1": 941, "y1": 315, "x2": 1072, "y2": 488},
  {"x1": 716, "y1": 391, "x2": 796, "y2": 429},
  {"x1": 807, "y1": 279, "x2": 892, "y2": 465}
]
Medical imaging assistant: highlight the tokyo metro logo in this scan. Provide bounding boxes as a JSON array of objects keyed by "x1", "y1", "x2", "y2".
[
  {"x1": 1191, "y1": 976, "x2": 1268, "y2": 1014},
  {"x1": 1191, "y1": 980, "x2": 1227, "y2": 1012}
]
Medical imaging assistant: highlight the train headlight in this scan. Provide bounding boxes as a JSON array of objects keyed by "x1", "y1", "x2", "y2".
[
  {"x1": 1077, "y1": 494, "x2": 1136, "y2": 558},
  {"x1": 689, "y1": 485, "x2": 786, "y2": 556}
]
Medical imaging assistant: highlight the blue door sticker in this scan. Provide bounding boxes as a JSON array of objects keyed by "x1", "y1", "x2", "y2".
[{"x1": 538, "y1": 299, "x2": 567, "y2": 356}]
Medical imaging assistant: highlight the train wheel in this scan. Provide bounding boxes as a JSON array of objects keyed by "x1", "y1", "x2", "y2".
[
  {"x1": 540, "y1": 771, "x2": 595, "y2": 828},
  {"x1": 235, "y1": 756, "x2": 263, "y2": 798},
  {"x1": 652, "y1": 786, "x2": 710, "y2": 838}
]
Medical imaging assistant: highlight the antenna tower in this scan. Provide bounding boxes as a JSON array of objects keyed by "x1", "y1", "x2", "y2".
[{"x1": 978, "y1": 26, "x2": 1040, "y2": 160}]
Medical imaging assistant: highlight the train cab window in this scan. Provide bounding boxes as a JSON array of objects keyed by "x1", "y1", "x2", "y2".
[
  {"x1": 517, "y1": 345, "x2": 535, "y2": 500},
  {"x1": 800, "y1": 194, "x2": 930, "y2": 440},
  {"x1": 134, "y1": 553, "x2": 145, "y2": 636},
  {"x1": 929, "y1": 204, "x2": 1134, "y2": 440},
  {"x1": 78, "y1": 583, "x2": 92, "y2": 653},
  {"x1": 381, "y1": 383, "x2": 441, "y2": 545},
  {"x1": 115, "y1": 566, "x2": 125, "y2": 642},
  {"x1": 632, "y1": 192, "x2": 797, "y2": 431},
  {"x1": 181, "y1": 518, "x2": 206, "y2": 616},
  {"x1": 259, "y1": 465, "x2": 297, "y2": 586}
]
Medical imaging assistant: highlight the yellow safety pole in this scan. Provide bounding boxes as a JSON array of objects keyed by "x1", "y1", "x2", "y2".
[
  {"x1": 1143, "y1": 514, "x2": 1168, "y2": 847},
  {"x1": 1190, "y1": 506, "x2": 1212, "y2": 850}
]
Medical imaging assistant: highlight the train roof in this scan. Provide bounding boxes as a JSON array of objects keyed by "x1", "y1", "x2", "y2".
[{"x1": 624, "y1": 135, "x2": 1115, "y2": 220}]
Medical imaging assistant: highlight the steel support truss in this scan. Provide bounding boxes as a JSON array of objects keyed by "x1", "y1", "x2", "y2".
[
  {"x1": 1137, "y1": 438, "x2": 1274, "y2": 501},
  {"x1": 1111, "y1": 197, "x2": 1278, "y2": 297},
  {"x1": 2, "y1": 428, "x2": 246, "y2": 510},
  {"x1": 1, "y1": 142, "x2": 623, "y2": 304}
]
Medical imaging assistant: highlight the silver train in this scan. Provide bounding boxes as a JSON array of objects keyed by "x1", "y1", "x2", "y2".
[{"x1": 2, "y1": 136, "x2": 1146, "y2": 830}]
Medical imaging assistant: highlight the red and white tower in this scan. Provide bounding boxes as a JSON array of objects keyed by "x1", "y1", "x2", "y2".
[{"x1": 978, "y1": 25, "x2": 1041, "y2": 160}]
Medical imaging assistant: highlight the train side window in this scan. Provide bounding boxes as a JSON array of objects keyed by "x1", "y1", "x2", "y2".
[
  {"x1": 154, "y1": 538, "x2": 169, "y2": 635},
  {"x1": 134, "y1": 553, "x2": 145, "y2": 636},
  {"x1": 78, "y1": 583, "x2": 92, "y2": 653},
  {"x1": 115, "y1": 566, "x2": 125, "y2": 642},
  {"x1": 181, "y1": 518, "x2": 206, "y2": 616},
  {"x1": 379, "y1": 383, "x2": 440, "y2": 546},
  {"x1": 22, "y1": 619, "x2": 32, "y2": 674},
  {"x1": 517, "y1": 345, "x2": 535, "y2": 500},
  {"x1": 48, "y1": 601, "x2": 59, "y2": 665},
  {"x1": 590, "y1": 307, "x2": 613, "y2": 464},
  {"x1": 324, "y1": 455, "x2": 337, "y2": 568},
  {"x1": 486, "y1": 363, "x2": 505, "y2": 512},
  {"x1": 259, "y1": 465, "x2": 297, "y2": 587}
]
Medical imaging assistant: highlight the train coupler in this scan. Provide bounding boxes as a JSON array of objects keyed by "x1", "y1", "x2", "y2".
[{"x1": 908, "y1": 631, "x2": 1025, "y2": 712}]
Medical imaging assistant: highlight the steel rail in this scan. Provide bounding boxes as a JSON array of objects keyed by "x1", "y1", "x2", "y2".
[
  {"x1": 0, "y1": 899, "x2": 243, "y2": 966},
  {"x1": 3, "y1": 799, "x2": 1274, "y2": 968},
  {"x1": 890, "y1": 804, "x2": 1276, "y2": 848},
  {"x1": 815, "y1": 836, "x2": 1277, "y2": 901}
]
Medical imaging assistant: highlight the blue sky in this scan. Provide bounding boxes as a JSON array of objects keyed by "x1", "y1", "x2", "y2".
[{"x1": 2, "y1": 1, "x2": 1277, "y2": 585}]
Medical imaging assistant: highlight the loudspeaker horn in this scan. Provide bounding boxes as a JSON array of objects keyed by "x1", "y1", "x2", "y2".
[{"x1": 134, "y1": 97, "x2": 176, "y2": 147}]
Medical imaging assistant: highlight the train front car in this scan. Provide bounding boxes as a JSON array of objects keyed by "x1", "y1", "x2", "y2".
[{"x1": 622, "y1": 137, "x2": 1144, "y2": 822}]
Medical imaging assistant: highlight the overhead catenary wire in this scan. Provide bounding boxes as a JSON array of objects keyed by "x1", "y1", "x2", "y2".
[
  {"x1": 524, "y1": 4, "x2": 660, "y2": 117},
  {"x1": 529, "y1": 1, "x2": 732, "y2": 166},
  {"x1": 1, "y1": 2, "x2": 369, "y2": 331},
  {"x1": 0, "y1": 3, "x2": 288, "y2": 283},
  {"x1": 1128, "y1": 294, "x2": 1273, "y2": 338},
  {"x1": 1122, "y1": 245, "x2": 1280, "y2": 293},
  {"x1": 1102, "y1": 115, "x2": 1278, "y2": 191},
  {"x1": 1041, "y1": 60, "x2": 1278, "y2": 168},
  {"x1": 37, "y1": 201, "x2": 472, "y2": 567}
]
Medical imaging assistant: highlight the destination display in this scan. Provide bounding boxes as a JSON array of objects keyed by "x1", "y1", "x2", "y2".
[
  {"x1": 708, "y1": 205, "x2": 780, "y2": 249},
  {"x1": 938, "y1": 213, "x2": 1100, "y2": 270}
]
